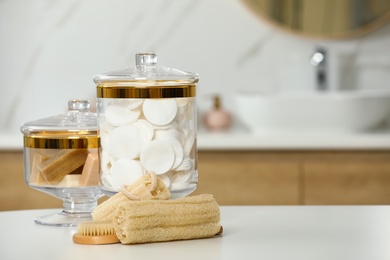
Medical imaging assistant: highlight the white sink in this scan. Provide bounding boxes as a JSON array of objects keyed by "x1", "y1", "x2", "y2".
[{"x1": 235, "y1": 89, "x2": 390, "y2": 134}]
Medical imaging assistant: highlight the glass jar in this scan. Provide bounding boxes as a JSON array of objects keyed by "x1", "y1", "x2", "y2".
[
  {"x1": 94, "y1": 53, "x2": 199, "y2": 198},
  {"x1": 20, "y1": 100, "x2": 104, "y2": 226}
]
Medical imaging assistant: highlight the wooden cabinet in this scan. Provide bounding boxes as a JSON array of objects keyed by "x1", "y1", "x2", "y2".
[
  {"x1": 0, "y1": 151, "x2": 62, "y2": 211},
  {"x1": 1, "y1": 150, "x2": 390, "y2": 210},
  {"x1": 192, "y1": 152, "x2": 302, "y2": 205},
  {"x1": 303, "y1": 152, "x2": 390, "y2": 205},
  {"x1": 193, "y1": 151, "x2": 390, "y2": 205}
]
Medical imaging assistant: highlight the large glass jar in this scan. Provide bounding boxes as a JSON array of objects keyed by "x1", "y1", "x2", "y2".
[
  {"x1": 20, "y1": 100, "x2": 104, "y2": 226},
  {"x1": 94, "y1": 53, "x2": 199, "y2": 199}
]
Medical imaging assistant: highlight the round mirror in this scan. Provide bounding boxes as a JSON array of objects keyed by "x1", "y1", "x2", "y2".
[{"x1": 242, "y1": 0, "x2": 390, "y2": 38}]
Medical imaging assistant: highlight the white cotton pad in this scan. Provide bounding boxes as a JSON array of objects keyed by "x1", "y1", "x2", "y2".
[
  {"x1": 154, "y1": 127, "x2": 181, "y2": 141},
  {"x1": 100, "y1": 121, "x2": 116, "y2": 133},
  {"x1": 131, "y1": 119, "x2": 154, "y2": 146},
  {"x1": 101, "y1": 174, "x2": 116, "y2": 191},
  {"x1": 176, "y1": 98, "x2": 189, "y2": 119},
  {"x1": 177, "y1": 116, "x2": 190, "y2": 131},
  {"x1": 109, "y1": 126, "x2": 141, "y2": 159},
  {"x1": 172, "y1": 170, "x2": 194, "y2": 184},
  {"x1": 158, "y1": 172, "x2": 172, "y2": 189},
  {"x1": 140, "y1": 140, "x2": 175, "y2": 174},
  {"x1": 105, "y1": 104, "x2": 140, "y2": 126},
  {"x1": 98, "y1": 114, "x2": 116, "y2": 132},
  {"x1": 154, "y1": 121, "x2": 179, "y2": 130},
  {"x1": 111, "y1": 99, "x2": 131, "y2": 107},
  {"x1": 100, "y1": 151, "x2": 112, "y2": 174},
  {"x1": 183, "y1": 129, "x2": 196, "y2": 156},
  {"x1": 171, "y1": 182, "x2": 196, "y2": 192},
  {"x1": 99, "y1": 130, "x2": 110, "y2": 150},
  {"x1": 143, "y1": 99, "x2": 178, "y2": 126},
  {"x1": 110, "y1": 158, "x2": 145, "y2": 188},
  {"x1": 176, "y1": 98, "x2": 188, "y2": 110},
  {"x1": 127, "y1": 99, "x2": 144, "y2": 110},
  {"x1": 166, "y1": 138, "x2": 184, "y2": 169},
  {"x1": 174, "y1": 157, "x2": 194, "y2": 171}
]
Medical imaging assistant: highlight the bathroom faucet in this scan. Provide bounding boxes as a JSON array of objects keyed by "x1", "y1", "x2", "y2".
[{"x1": 310, "y1": 46, "x2": 327, "y2": 91}]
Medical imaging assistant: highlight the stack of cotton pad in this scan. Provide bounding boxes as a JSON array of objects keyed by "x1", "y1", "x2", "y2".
[{"x1": 99, "y1": 98, "x2": 197, "y2": 197}]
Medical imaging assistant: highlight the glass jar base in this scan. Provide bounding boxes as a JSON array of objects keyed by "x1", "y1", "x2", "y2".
[
  {"x1": 34, "y1": 211, "x2": 93, "y2": 227},
  {"x1": 170, "y1": 185, "x2": 197, "y2": 199},
  {"x1": 99, "y1": 184, "x2": 197, "y2": 199}
]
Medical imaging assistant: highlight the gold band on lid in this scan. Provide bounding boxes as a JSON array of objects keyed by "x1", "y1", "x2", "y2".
[
  {"x1": 24, "y1": 136, "x2": 100, "y2": 149},
  {"x1": 97, "y1": 85, "x2": 196, "y2": 98}
]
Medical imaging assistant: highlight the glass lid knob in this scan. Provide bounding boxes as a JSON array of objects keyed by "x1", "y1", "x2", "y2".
[
  {"x1": 68, "y1": 100, "x2": 90, "y2": 112},
  {"x1": 136, "y1": 52, "x2": 157, "y2": 66}
]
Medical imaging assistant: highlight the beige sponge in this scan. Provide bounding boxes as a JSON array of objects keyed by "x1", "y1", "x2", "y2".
[
  {"x1": 92, "y1": 172, "x2": 170, "y2": 221},
  {"x1": 112, "y1": 194, "x2": 222, "y2": 244},
  {"x1": 39, "y1": 149, "x2": 88, "y2": 184}
]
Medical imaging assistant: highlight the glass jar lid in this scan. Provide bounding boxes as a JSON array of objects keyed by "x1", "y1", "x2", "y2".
[
  {"x1": 20, "y1": 100, "x2": 99, "y2": 149},
  {"x1": 94, "y1": 53, "x2": 199, "y2": 87},
  {"x1": 21, "y1": 100, "x2": 97, "y2": 134}
]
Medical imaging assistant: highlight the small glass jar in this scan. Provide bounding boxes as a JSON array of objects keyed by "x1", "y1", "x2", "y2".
[
  {"x1": 94, "y1": 53, "x2": 199, "y2": 198},
  {"x1": 20, "y1": 100, "x2": 104, "y2": 226}
]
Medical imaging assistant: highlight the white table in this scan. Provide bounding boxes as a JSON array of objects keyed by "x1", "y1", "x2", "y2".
[{"x1": 0, "y1": 206, "x2": 389, "y2": 260}]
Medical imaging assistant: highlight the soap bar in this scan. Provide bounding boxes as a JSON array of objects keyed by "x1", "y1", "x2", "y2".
[
  {"x1": 80, "y1": 152, "x2": 100, "y2": 186},
  {"x1": 57, "y1": 174, "x2": 82, "y2": 187},
  {"x1": 39, "y1": 149, "x2": 89, "y2": 184},
  {"x1": 30, "y1": 153, "x2": 48, "y2": 184}
]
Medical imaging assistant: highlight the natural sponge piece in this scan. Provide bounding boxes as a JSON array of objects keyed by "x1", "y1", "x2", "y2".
[
  {"x1": 92, "y1": 172, "x2": 170, "y2": 222},
  {"x1": 38, "y1": 149, "x2": 89, "y2": 184},
  {"x1": 112, "y1": 194, "x2": 222, "y2": 244}
]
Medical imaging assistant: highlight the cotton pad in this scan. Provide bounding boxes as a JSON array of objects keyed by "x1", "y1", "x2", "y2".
[
  {"x1": 172, "y1": 170, "x2": 194, "y2": 184},
  {"x1": 106, "y1": 104, "x2": 140, "y2": 126},
  {"x1": 110, "y1": 158, "x2": 145, "y2": 189},
  {"x1": 158, "y1": 172, "x2": 172, "y2": 189},
  {"x1": 131, "y1": 119, "x2": 154, "y2": 146},
  {"x1": 174, "y1": 157, "x2": 194, "y2": 171},
  {"x1": 154, "y1": 127, "x2": 181, "y2": 141},
  {"x1": 166, "y1": 138, "x2": 184, "y2": 169},
  {"x1": 109, "y1": 126, "x2": 141, "y2": 159},
  {"x1": 127, "y1": 99, "x2": 144, "y2": 110},
  {"x1": 140, "y1": 140, "x2": 175, "y2": 174},
  {"x1": 143, "y1": 99, "x2": 177, "y2": 126}
]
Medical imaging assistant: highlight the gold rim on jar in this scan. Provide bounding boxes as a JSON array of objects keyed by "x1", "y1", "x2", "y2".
[
  {"x1": 24, "y1": 136, "x2": 100, "y2": 149},
  {"x1": 97, "y1": 85, "x2": 196, "y2": 98}
]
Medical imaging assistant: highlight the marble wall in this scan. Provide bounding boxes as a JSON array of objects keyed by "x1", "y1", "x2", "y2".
[{"x1": 1, "y1": 0, "x2": 390, "y2": 134}]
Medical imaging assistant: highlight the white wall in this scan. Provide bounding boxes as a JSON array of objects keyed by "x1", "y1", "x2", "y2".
[{"x1": 1, "y1": 0, "x2": 390, "y2": 134}]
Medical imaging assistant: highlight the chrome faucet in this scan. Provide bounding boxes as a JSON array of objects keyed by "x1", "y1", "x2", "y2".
[{"x1": 310, "y1": 46, "x2": 327, "y2": 91}]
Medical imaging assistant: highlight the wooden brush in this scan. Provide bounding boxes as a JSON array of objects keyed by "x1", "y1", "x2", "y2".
[{"x1": 73, "y1": 220, "x2": 119, "y2": 245}]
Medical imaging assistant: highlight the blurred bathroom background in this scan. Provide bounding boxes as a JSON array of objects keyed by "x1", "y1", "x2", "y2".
[
  {"x1": 1, "y1": 0, "x2": 390, "y2": 140},
  {"x1": 2, "y1": 0, "x2": 390, "y2": 209}
]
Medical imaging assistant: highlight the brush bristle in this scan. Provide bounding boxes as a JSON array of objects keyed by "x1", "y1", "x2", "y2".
[
  {"x1": 73, "y1": 221, "x2": 120, "y2": 245},
  {"x1": 78, "y1": 221, "x2": 115, "y2": 236}
]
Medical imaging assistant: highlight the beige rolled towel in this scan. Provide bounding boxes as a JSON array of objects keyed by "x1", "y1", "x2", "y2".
[
  {"x1": 92, "y1": 172, "x2": 170, "y2": 221},
  {"x1": 112, "y1": 194, "x2": 222, "y2": 244}
]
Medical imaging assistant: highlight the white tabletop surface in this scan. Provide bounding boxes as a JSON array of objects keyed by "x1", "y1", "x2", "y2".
[{"x1": 0, "y1": 206, "x2": 390, "y2": 260}]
